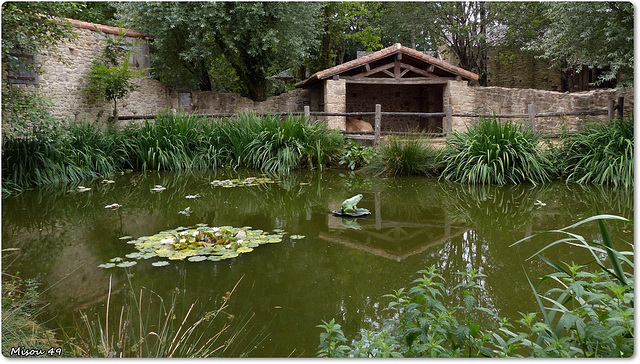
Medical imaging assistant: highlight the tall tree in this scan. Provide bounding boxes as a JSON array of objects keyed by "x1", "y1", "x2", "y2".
[
  {"x1": 116, "y1": 2, "x2": 323, "y2": 101},
  {"x1": 527, "y1": 2, "x2": 633, "y2": 87}
]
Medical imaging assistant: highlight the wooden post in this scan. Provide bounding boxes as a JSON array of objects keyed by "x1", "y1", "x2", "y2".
[
  {"x1": 445, "y1": 105, "x2": 453, "y2": 137},
  {"x1": 374, "y1": 104, "x2": 381, "y2": 150},
  {"x1": 617, "y1": 96, "x2": 624, "y2": 119},
  {"x1": 528, "y1": 103, "x2": 536, "y2": 132},
  {"x1": 608, "y1": 99, "x2": 616, "y2": 120},
  {"x1": 304, "y1": 105, "x2": 310, "y2": 121}
]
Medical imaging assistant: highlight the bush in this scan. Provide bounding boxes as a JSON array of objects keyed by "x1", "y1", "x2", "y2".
[
  {"x1": 365, "y1": 135, "x2": 439, "y2": 177},
  {"x1": 339, "y1": 140, "x2": 376, "y2": 170},
  {"x1": 440, "y1": 118, "x2": 554, "y2": 185},
  {"x1": 318, "y1": 215, "x2": 633, "y2": 358},
  {"x1": 560, "y1": 118, "x2": 633, "y2": 188}
]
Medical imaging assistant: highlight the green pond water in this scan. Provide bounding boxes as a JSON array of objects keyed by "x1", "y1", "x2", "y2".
[{"x1": 1, "y1": 169, "x2": 633, "y2": 357}]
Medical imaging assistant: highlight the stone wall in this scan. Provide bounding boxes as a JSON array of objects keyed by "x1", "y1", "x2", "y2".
[
  {"x1": 486, "y1": 49, "x2": 562, "y2": 91},
  {"x1": 186, "y1": 88, "x2": 310, "y2": 114},
  {"x1": 446, "y1": 80, "x2": 633, "y2": 134},
  {"x1": 34, "y1": 25, "x2": 173, "y2": 123}
]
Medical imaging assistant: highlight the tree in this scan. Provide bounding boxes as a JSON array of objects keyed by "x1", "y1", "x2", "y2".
[
  {"x1": 85, "y1": 30, "x2": 146, "y2": 122},
  {"x1": 115, "y1": 2, "x2": 323, "y2": 101},
  {"x1": 527, "y1": 2, "x2": 633, "y2": 87}
]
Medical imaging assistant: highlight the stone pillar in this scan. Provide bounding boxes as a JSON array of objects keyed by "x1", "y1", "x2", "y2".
[{"x1": 324, "y1": 79, "x2": 346, "y2": 130}]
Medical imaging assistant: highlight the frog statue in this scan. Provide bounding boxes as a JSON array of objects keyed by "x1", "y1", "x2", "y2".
[{"x1": 341, "y1": 194, "x2": 362, "y2": 214}]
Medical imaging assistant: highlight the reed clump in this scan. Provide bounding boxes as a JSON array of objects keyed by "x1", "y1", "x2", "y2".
[
  {"x1": 364, "y1": 135, "x2": 440, "y2": 176},
  {"x1": 559, "y1": 118, "x2": 633, "y2": 188},
  {"x1": 1, "y1": 112, "x2": 345, "y2": 194},
  {"x1": 440, "y1": 117, "x2": 554, "y2": 185}
]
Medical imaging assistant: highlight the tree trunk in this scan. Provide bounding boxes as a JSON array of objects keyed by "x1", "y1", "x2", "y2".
[{"x1": 112, "y1": 99, "x2": 118, "y2": 123}]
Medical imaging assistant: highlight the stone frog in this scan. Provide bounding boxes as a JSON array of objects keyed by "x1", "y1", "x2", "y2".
[{"x1": 341, "y1": 194, "x2": 363, "y2": 214}]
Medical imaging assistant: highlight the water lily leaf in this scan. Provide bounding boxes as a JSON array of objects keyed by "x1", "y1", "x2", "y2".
[
  {"x1": 119, "y1": 236, "x2": 133, "y2": 240},
  {"x1": 116, "y1": 261, "x2": 137, "y2": 268},
  {"x1": 98, "y1": 263, "x2": 116, "y2": 268},
  {"x1": 245, "y1": 242, "x2": 260, "y2": 248},
  {"x1": 125, "y1": 252, "x2": 144, "y2": 259},
  {"x1": 152, "y1": 261, "x2": 170, "y2": 267},
  {"x1": 221, "y1": 251, "x2": 239, "y2": 259},
  {"x1": 290, "y1": 235, "x2": 305, "y2": 240},
  {"x1": 272, "y1": 228, "x2": 285, "y2": 233},
  {"x1": 208, "y1": 256, "x2": 222, "y2": 261},
  {"x1": 188, "y1": 255, "x2": 207, "y2": 262},
  {"x1": 237, "y1": 247, "x2": 254, "y2": 253},
  {"x1": 109, "y1": 257, "x2": 123, "y2": 263}
]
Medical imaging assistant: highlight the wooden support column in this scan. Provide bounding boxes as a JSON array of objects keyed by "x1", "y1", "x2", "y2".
[
  {"x1": 374, "y1": 104, "x2": 382, "y2": 150},
  {"x1": 528, "y1": 103, "x2": 536, "y2": 132},
  {"x1": 304, "y1": 105, "x2": 310, "y2": 120}
]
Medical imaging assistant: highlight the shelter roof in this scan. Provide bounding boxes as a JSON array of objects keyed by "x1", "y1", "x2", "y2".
[
  {"x1": 296, "y1": 43, "x2": 478, "y2": 87},
  {"x1": 66, "y1": 18, "x2": 148, "y2": 39}
]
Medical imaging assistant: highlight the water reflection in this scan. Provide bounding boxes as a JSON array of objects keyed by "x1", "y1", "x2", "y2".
[{"x1": 1, "y1": 170, "x2": 633, "y2": 357}]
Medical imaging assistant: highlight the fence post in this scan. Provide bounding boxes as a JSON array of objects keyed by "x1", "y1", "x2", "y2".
[
  {"x1": 304, "y1": 105, "x2": 310, "y2": 118},
  {"x1": 608, "y1": 99, "x2": 616, "y2": 120},
  {"x1": 374, "y1": 104, "x2": 381, "y2": 150},
  {"x1": 445, "y1": 105, "x2": 453, "y2": 137},
  {"x1": 617, "y1": 96, "x2": 624, "y2": 119},
  {"x1": 528, "y1": 103, "x2": 536, "y2": 132}
]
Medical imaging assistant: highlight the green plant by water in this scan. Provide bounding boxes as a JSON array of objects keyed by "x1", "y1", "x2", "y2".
[
  {"x1": 317, "y1": 214, "x2": 633, "y2": 358},
  {"x1": 440, "y1": 117, "x2": 554, "y2": 185},
  {"x1": 559, "y1": 118, "x2": 633, "y2": 188}
]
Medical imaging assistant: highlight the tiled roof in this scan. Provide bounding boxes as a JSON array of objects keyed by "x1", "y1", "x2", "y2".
[
  {"x1": 296, "y1": 43, "x2": 478, "y2": 87},
  {"x1": 66, "y1": 18, "x2": 148, "y2": 39}
]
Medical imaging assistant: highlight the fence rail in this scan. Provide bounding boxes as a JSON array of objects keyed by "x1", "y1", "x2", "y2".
[{"x1": 118, "y1": 97, "x2": 624, "y2": 148}]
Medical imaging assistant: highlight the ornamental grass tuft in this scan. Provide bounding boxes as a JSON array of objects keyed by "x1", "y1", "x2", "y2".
[
  {"x1": 440, "y1": 117, "x2": 554, "y2": 185},
  {"x1": 365, "y1": 135, "x2": 439, "y2": 177},
  {"x1": 560, "y1": 118, "x2": 633, "y2": 188}
]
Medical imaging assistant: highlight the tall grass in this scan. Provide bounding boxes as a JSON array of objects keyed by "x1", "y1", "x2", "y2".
[
  {"x1": 560, "y1": 118, "x2": 633, "y2": 188},
  {"x1": 440, "y1": 117, "x2": 554, "y2": 185},
  {"x1": 2, "y1": 112, "x2": 345, "y2": 194},
  {"x1": 365, "y1": 135, "x2": 439, "y2": 176},
  {"x1": 70, "y1": 276, "x2": 263, "y2": 358}
]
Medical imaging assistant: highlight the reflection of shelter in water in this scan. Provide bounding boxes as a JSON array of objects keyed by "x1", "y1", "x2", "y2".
[{"x1": 321, "y1": 192, "x2": 468, "y2": 261}]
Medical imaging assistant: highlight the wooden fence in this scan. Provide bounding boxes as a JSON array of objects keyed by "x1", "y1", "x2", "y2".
[{"x1": 119, "y1": 97, "x2": 624, "y2": 148}]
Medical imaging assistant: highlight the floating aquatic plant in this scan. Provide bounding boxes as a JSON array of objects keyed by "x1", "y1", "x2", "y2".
[
  {"x1": 210, "y1": 177, "x2": 276, "y2": 188},
  {"x1": 100, "y1": 224, "x2": 297, "y2": 268}
]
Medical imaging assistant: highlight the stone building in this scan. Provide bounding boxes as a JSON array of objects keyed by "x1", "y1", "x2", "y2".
[{"x1": 296, "y1": 43, "x2": 478, "y2": 132}]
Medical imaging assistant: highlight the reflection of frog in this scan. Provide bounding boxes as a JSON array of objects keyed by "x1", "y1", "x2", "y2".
[{"x1": 341, "y1": 194, "x2": 362, "y2": 214}]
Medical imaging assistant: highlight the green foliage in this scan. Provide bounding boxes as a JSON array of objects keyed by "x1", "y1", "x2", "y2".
[
  {"x1": 366, "y1": 135, "x2": 440, "y2": 177},
  {"x1": 1, "y1": 271, "x2": 58, "y2": 356},
  {"x1": 339, "y1": 140, "x2": 376, "y2": 170},
  {"x1": 1, "y1": 86, "x2": 60, "y2": 139},
  {"x1": 559, "y1": 119, "x2": 633, "y2": 189},
  {"x1": 115, "y1": 2, "x2": 323, "y2": 100},
  {"x1": 85, "y1": 29, "x2": 146, "y2": 122},
  {"x1": 1, "y1": 2, "x2": 79, "y2": 75},
  {"x1": 527, "y1": 2, "x2": 633, "y2": 87},
  {"x1": 318, "y1": 215, "x2": 634, "y2": 358},
  {"x1": 2, "y1": 113, "x2": 345, "y2": 194},
  {"x1": 440, "y1": 118, "x2": 554, "y2": 185}
]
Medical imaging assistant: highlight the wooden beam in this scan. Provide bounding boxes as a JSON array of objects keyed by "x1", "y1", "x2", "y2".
[
  {"x1": 382, "y1": 69, "x2": 394, "y2": 78},
  {"x1": 353, "y1": 62, "x2": 395, "y2": 78},
  {"x1": 364, "y1": 63, "x2": 371, "y2": 72},
  {"x1": 400, "y1": 62, "x2": 436, "y2": 78},
  {"x1": 345, "y1": 77, "x2": 452, "y2": 85},
  {"x1": 394, "y1": 58, "x2": 401, "y2": 79},
  {"x1": 427, "y1": 64, "x2": 435, "y2": 73}
]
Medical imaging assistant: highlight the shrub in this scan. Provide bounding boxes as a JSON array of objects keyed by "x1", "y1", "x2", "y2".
[
  {"x1": 339, "y1": 140, "x2": 376, "y2": 170},
  {"x1": 365, "y1": 135, "x2": 439, "y2": 176},
  {"x1": 440, "y1": 118, "x2": 554, "y2": 185},
  {"x1": 318, "y1": 215, "x2": 633, "y2": 358},
  {"x1": 560, "y1": 118, "x2": 633, "y2": 188}
]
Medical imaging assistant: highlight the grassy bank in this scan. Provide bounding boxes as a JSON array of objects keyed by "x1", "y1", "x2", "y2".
[{"x1": 2, "y1": 112, "x2": 345, "y2": 195}]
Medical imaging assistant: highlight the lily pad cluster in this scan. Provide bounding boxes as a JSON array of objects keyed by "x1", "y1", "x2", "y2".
[
  {"x1": 210, "y1": 177, "x2": 276, "y2": 188},
  {"x1": 100, "y1": 224, "x2": 300, "y2": 268}
]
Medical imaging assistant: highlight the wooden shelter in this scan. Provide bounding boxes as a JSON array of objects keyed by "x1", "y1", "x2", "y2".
[{"x1": 296, "y1": 43, "x2": 478, "y2": 132}]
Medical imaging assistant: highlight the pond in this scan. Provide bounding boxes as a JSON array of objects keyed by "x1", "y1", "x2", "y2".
[{"x1": 1, "y1": 169, "x2": 633, "y2": 357}]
